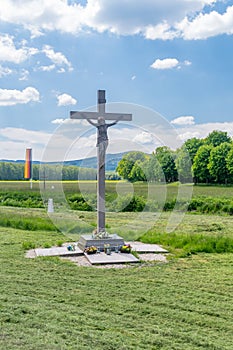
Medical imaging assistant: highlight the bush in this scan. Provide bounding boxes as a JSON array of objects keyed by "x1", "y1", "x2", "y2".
[{"x1": 68, "y1": 194, "x2": 94, "y2": 211}]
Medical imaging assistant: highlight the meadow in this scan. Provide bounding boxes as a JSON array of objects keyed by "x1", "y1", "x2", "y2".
[{"x1": 0, "y1": 181, "x2": 233, "y2": 349}]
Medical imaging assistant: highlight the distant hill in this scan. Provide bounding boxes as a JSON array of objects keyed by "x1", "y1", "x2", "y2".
[{"x1": 0, "y1": 152, "x2": 126, "y2": 172}]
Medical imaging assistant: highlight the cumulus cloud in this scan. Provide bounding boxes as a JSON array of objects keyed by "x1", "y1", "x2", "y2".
[
  {"x1": 0, "y1": 33, "x2": 72, "y2": 75},
  {"x1": 151, "y1": 58, "x2": 179, "y2": 70},
  {"x1": 42, "y1": 45, "x2": 73, "y2": 71},
  {"x1": 0, "y1": 127, "x2": 51, "y2": 145},
  {"x1": 0, "y1": 33, "x2": 38, "y2": 63},
  {"x1": 19, "y1": 69, "x2": 29, "y2": 81},
  {"x1": 51, "y1": 118, "x2": 66, "y2": 125},
  {"x1": 0, "y1": 65, "x2": 12, "y2": 77},
  {"x1": 57, "y1": 93, "x2": 77, "y2": 106},
  {"x1": 37, "y1": 64, "x2": 56, "y2": 72},
  {"x1": 133, "y1": 131, "x2": 154, "y2": 144},
  {"x1": 176, "y1": 122, "x2": 233, "y2": 142},
  {"x1": 177, "y1": 6, "x2": 233, "y2": 40},
  {"x1": 0, "y1": 87, "x2": 40, "y2": 106},
  {"x1": 0, "y1": 0, "x2": 229, "y2": 41},
  {"x1": 171, "y1": 116, "x2": 195, "y2": 126},
  {"x1": 0, "y1": 127, "x2": 53, "y2": 160}
]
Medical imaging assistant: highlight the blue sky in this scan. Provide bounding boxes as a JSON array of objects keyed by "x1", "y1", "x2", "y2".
[{"x1": 1, "y1": 0, "x2": 233, "y2": 160}]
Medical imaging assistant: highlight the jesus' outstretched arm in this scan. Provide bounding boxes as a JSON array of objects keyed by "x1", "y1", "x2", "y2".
[{"x1": 86, "y1": 119, "x2": 98, "y2": 127}]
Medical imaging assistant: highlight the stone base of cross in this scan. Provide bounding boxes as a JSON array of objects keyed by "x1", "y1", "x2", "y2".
[{"x1": 70, "y1": 90, "x2": 132, "y2": 234}]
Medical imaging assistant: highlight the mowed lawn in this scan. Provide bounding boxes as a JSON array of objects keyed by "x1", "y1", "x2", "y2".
[
  {"x1": 2, "y1": 180, "x2": 233, "y2": 199},
  {"x1": 0, "y1": 205, "x2": 233, "y2": 349},
  {"x1": 0, "y1": 182, "x2": 233, "y2": 349}
]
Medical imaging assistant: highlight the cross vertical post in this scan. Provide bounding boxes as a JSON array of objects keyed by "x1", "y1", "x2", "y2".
[{"x1": 97, "y1": 90, "x2": 106, "y2": 233}]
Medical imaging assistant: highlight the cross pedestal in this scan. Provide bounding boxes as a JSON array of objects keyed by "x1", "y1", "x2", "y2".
[{"x1": 70, "y1": 90, "x2": 132, "y2": 237}]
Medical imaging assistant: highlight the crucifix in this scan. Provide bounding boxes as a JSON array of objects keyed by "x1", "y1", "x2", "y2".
[{"x1": 70, "y1": 90, "x2": 132, "y2": 235}]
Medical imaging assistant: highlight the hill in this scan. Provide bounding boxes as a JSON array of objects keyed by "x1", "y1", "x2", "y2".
[{"x1": 0, "y1": 152, "x2": 126, "y2": 172}]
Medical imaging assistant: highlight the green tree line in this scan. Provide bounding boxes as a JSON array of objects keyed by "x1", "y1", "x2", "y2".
[
  {"x1": 117, "y1": 130, "x2": 233, "y2": 184},
  {"x1": 0, "y1": 163, "x2": 97, "y2": 181}
]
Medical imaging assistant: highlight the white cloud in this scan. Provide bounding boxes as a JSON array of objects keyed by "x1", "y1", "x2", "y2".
[
  {"x1": 151, "y1": 58, "x2": 179, "y2": 70},
  {"x1": 0, "y1": 33, "x2": 38, "y2": 63},
  {"x1": 51, "y1": 118, "x2": 66, "y2": 125},
  {"x1": 2, "y1": 120, "x2": 233, "y2": 161},
  {"x1": 57, "y1": 93, "x2": 77, "y2": 107},
  {"x1": 38, "y1": 64, "x2": 56, "y2": 72},
  {"x1": 51, "y1": 118, "x2": 89, "y2": 126},
  {"x1": 178, "y1": 131, "x2": 201, "y2": 141},
  {"x1": 57, "y1": 68, "x2": 66, "y2": 74},
  {"x1": 0, "y1": 127, "x2": 51, "y2": 145},
  {"x1": 177, "y1": 6, "x2": 233, "y2": 40},
  {"x1": 176, "y1": 122, "x2": 233, "y2": 142},
  {"x1": 144, "y1": 22, "x2": 179, "y2": 40},
  {"x1": 0, "y1": 127, "x2": 53, "y2": 160},
  {"x1": 184, "y1": 60, "x2": 192, "y2": 66},
  {"x1": 0, "y1": 87, "x2": 40, "y2": 106},
  {"x1": 171, "y1": 116, "x2": 195, "y2": 126},
  {"x1": 0, "y1": 0, "x2": 227, "y2": 41},
  {"x1": 42, "y1": 45, "x2": 73, "y2": 71},
  {"x1": 133, "y1": 131, "x2": 154, "y2": 144},
  {"x1": 0, "y1": 65, "x2": 12, "y2": 77},
  {"x1": 19, "y1": 69, "x2": 29, "y2": 81}
]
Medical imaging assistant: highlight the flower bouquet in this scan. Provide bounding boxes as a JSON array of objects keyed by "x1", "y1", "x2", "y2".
[
  {"x1": 120, "y1": 244, "x2": 132, "y2": 253},
  {"x1": 85, "y1": 246, "x2": 98, "y2": 255}
]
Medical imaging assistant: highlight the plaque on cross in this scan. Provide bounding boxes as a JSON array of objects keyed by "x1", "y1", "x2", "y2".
[{"x1": 70, "y1": 90, "x2": 132, "y2": 235}]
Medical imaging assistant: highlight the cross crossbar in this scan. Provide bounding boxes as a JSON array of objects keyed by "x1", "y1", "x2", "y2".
[{"x1": 70, "y1": 111, "x2": 132, "y2": 121}]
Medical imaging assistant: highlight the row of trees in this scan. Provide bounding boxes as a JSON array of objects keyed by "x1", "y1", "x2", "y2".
[
  {"x1": 116, "y1": 130, "x2": 233, "y2": 184},
  {"x1": 0, "y1": 163, "x2": 97, "y2": 181},
  {"x1": 1, "y1": 130, "x2": 233, "y2": 184}
]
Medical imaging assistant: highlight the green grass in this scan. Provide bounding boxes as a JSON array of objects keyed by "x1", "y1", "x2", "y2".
[
  {"x1": 0, "y1": 221, "x2": 232, "y2": 349},
  {"x1": 0, "y1": 183, "x2": 233, "y2": 348},
  {"x1": 2, "y1": 180, "x2": 233, "y2": 199},
  {"x1": 2, "y1": 182, "x2": 233, "y2": 216}
]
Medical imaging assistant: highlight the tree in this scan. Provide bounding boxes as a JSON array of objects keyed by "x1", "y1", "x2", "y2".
[
  {"x1": 208, "y1": 142, "x2": 232, "y2": 184},
  {"x1": 129, "y1": 160, "x2": 147, "y2": 182},
  {"x1": 192, "y1": 145, "x2": 213, "y2": 183},
  {"x1": 205, "y1": 130, "x2": 232, "y2": 147},
  {"x1": 116, "y1": 151, "x2": 147, "y2": 181},
  {"x1": 226, "y1": 145, "x2": 233, "y2": 178},
  {"x1": 144, "y1": 153, "x2": 164, "y2": 182},
  {"x1": 183, "y1": 137, "x2": 204, "y2": 163},
  {"x1": 175, "y1": 147, "x2": 193, "y2": 183},
  {"x1": 156, "y1": 147, "x2": 178, "y2": 183}
]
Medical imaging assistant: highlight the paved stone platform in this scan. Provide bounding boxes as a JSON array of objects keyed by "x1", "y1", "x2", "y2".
[
  {"x1": 127, "y1": 242, "x2": 168, "y2": 254},
  {"x1": 26, "y1": 241, "x2": 168, "y2": 265},
  {"x1": 35, "y1": 246, "x2": 83, "y2": 257},
  {"x1": 84, "y1": 252, "x2": 139, "y2": 265}
]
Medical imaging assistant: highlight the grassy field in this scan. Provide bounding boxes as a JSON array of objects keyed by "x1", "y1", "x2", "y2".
[
  {"x1": 0, "y1": 219, "x2": 232, "y2": 349},
  {"x1": 0, "y1": 182, "x2": 233, "y2": 349},
  {"x1": 2, "y1": 180, "x2": 233, "y2": 198}
]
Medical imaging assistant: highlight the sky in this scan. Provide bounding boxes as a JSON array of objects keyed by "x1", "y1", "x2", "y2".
[{"x1": 1, "y1": 0, "x2": 233, "y2": 161}]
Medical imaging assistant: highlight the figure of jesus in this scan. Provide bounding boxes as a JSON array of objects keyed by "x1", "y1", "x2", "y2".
[{"x1": 87, "y1": 117, "x2": 119, "y2": 168}]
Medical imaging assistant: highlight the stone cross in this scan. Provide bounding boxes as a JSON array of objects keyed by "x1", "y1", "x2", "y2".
[{"x1": 70, "y1": 90, "x2": 132, "y2": 234}]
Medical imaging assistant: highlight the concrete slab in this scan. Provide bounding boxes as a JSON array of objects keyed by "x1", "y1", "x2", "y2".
[
  {"x1": 84, "y1": 252, "x2": 139, "y2": 265},
  {"x1": 127, "y1": 242, "x2": 168, "y2": 254},
  {"x1": 35, "y1": 246, "x2": 83, "y2": 257},
  {"x1": 78, "y1": 234, "x2": 124, "y2": 251}
]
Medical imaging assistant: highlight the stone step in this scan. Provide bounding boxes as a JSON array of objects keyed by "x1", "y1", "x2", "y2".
[
  {"x1": 35, "y1": 246, "x2": 83, "y2": 257},
  {"x1": 84, "y1": 251, "x2": 139, "y2": 265}
]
